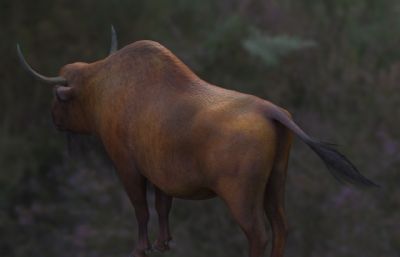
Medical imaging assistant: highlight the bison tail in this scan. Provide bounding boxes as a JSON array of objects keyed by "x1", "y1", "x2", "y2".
[{"x1": 265, "y1": 104, "x2": 379, "y2": 188}]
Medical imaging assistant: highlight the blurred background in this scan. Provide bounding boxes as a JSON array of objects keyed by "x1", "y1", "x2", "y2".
[{"x1": 1, "y1": 0, "x2": 399, "y2": 256}]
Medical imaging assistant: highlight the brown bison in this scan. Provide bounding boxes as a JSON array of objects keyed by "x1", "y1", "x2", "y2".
[{"x1": 17, "y1": 27, "x2": 377, "y2": 257}]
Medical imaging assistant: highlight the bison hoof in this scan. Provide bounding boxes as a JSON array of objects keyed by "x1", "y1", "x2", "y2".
[
  {"x1": 130, "y1": 253, "x2": 147, "y2": 257},
  {"x1": 152, "y1": 238, "x2": 172, "y2": 253},
  {"x1": 130, "y1": 249, "x2": 149, "y2": 257}
]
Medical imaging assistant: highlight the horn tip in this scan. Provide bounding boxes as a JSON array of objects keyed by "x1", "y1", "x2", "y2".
[
  {"x1": 111, "y1": 25, "x2": 116, "y2": 38},
  {"x1": 16, "y1": 44, "x2": 25, "y2": 63},
  {"x1": 109, "y1": 24, "x2": 118, "y2": 55}
]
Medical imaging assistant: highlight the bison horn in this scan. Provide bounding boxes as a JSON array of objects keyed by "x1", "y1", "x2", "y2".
[
  {"x1": 16, "y1": 44, "x2": 68, "y2": 85},
  {"x1": 109, "y1": 25, "x2": 118, "y2": 55}
]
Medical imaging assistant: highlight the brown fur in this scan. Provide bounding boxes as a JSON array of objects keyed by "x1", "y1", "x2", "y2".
[{"x1": 42, "y1": 40, "x2": 376, "y2": 257}]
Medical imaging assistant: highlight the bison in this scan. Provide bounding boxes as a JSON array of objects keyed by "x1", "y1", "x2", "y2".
[{"x1": 17, "y1": 27, "x2": 377, "y2": 257}]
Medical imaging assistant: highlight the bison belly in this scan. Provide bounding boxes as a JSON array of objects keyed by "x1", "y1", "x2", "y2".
[{"x1": 140, "y1": 113, "x2": 277, "y2": 200}]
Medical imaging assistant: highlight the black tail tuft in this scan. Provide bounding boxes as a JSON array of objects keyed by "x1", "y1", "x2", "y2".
[
  {"x1": 266, "y1": 104, "x2": 379, "y2": 188},
  {"x1": 306, "y1": 139, "x2": 379, "y2": 188}
]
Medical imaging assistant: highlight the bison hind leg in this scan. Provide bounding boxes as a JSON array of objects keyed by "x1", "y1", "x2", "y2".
[
  {"x1": 264, "y1": 125, "x2": 292, "y2": 257},
  {"x1": 217, "y1": 161, "x2": 273, "y2": 257}
]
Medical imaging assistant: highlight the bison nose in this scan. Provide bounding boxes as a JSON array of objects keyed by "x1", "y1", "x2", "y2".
[
  {"x1": 51, "y1": 109, "x2": 63, "y2": 130},
  {"x1": 53, "y1": 121, "x2": 66, "y2": 131},
  {"x1": 53, "y1": 122, "x2": 62, "y2": 130}
]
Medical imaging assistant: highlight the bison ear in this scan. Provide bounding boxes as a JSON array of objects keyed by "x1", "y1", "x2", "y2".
[{"x1": 55, "y1": 86, "x2": 74, "y2": 102}]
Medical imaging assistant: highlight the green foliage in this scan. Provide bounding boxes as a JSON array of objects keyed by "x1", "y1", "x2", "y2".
[{"x1": 243, "y1": 28, "x2": 315, "y2": 67}]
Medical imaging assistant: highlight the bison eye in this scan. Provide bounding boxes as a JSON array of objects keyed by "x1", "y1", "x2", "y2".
[{"x1": 55, "y1": 86, "x2": 74, "y2": 102}]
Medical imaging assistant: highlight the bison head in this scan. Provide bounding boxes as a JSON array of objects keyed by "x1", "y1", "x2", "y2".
[{"x1": 17, "y1": 26, "x2": 118, "y2": 133}]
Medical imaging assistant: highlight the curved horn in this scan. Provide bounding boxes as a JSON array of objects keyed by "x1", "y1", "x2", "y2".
[
  {"x1": 109, "y1": 25, "x2": 118, "y2": 55},
  {"x1": 17, "y1": 44, "x2": 67, "y2": 85}
]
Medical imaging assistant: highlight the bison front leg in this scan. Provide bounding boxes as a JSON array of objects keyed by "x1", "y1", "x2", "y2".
[
  {"x1": 130, "y1": 182, "x2": 151, "y2": 257},
  {"x1": 152, "y1": 186, "x2": 173, "y2": 252},
  {"x1": 116, "y1": 166, "x2": 151, "y2": 257}
]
